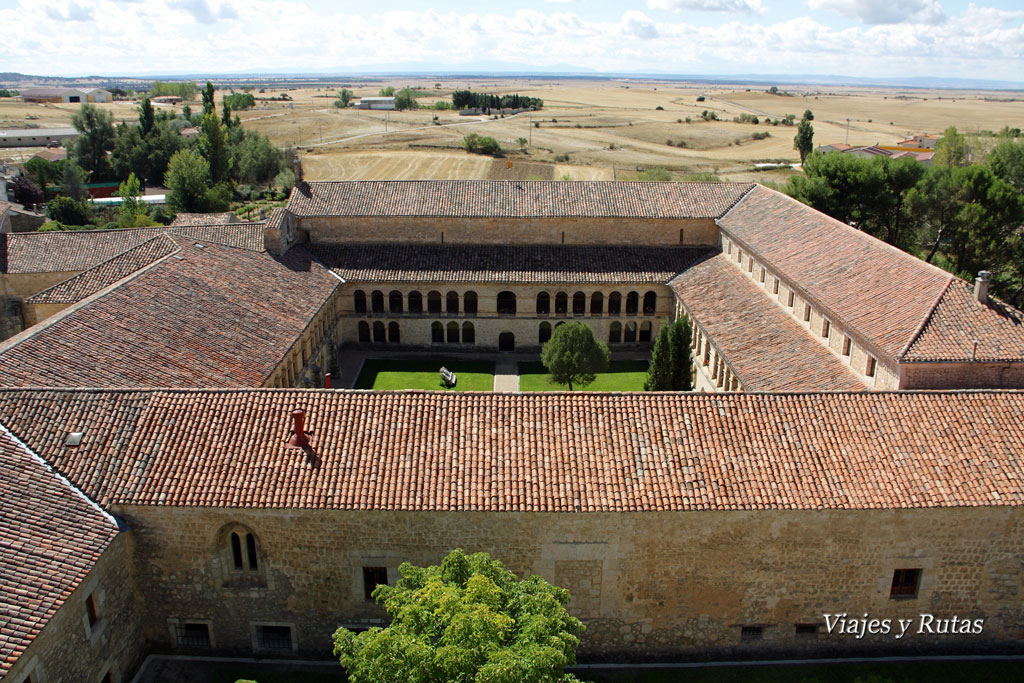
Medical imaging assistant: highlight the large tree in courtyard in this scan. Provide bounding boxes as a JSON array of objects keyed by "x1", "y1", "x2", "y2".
[
  {"x1": 541, "y1": 322, "x2": 610, "y2": 391},
  {"x1": 334, "y1": 549, "x2": 584, "y2": 683},
  {"x1": 645, "y1": 316, "x2": 692, "y2": 391}
]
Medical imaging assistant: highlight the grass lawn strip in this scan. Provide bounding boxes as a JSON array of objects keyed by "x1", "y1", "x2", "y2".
[
  {"x1": 354, "y1": 358, "x2": 495, "y2": 391},
  {"x1": 518, "y1": 360, "x2": 649, "y2": 392}
]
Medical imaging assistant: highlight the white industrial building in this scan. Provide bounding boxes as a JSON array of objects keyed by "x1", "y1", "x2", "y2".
[{"x1": 356, "y1": 96, "x2": 396, "y2": 110}]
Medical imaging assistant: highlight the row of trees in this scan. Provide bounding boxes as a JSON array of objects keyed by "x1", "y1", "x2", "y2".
[
  {"x1": 452, "y1": 90, "x2": 543, "y2": 111},
  {"x1": 786, "y1": 126, "x2": 1024, "y2": 306}
]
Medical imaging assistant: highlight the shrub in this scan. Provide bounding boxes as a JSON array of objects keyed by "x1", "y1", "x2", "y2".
[
  {"x1": 655, "y1": 105, "x2": 664, "y2": 110},
  {"x1": 462, "y1": 133, "x2": 503, "y2": 157},
  {"x1": 46, "y1": 195, "x2": 92, "y2": 226}
]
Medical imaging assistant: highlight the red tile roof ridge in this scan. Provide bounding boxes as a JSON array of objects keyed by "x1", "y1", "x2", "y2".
[{"x1": 897, "y1": 277, "x2": 955, "y2": 359}]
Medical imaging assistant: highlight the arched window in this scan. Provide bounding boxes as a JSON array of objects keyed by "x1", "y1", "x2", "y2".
[
  {"x1": 353, "y1": 290, "x2": 367, "y2": 314},
  {"x1": 539, "y1": 321, "x2": 552, "y2": 344},
  {"x1": 643, "y1": 291, "x2": 657, "y2": 316},
  {"x1": 372, "y1": 321, "x2": 386, "y2": 342},
  {"x1": 609, "y1": 322, "x2": 622, "y2": 344},
  {"x1": 408, "y1": 291, "x2": 423, "y2": 314},
  {"x1": 446, "y1": 291, "x2": 459, "y2": 315},
  {"x1": 464, "y1": 292, "x2": 478, "y2": 316},
  {"x1": 497, "y1": 291, "x2": 516, "y2": 315},
  {"x1": 462, "y1": 322, "x2": 475, "y2": 344},
  {"x1": 371, "y1": 290, "x2": 385, "y2": 314},
  {"x1": 555, "y1": 292, "x2": 568, "y2": 315},
  {"x1": 447, "y1": 321, "x2": 460, "y2": 343},
  {"x1": 536, "y1": 292, "x2": 550, "y2": 315},
  {"x1": 431, "y1": 321, "x2": 444, "y2": 343},
  {"x1": 590, "y1": 292, "x2": 604, "y2": 315},
  {"x1": 639, "y1": 321, "x2": 652, "y2": 343},
  {"x1": 221, "y1": 524, "x2": 264, "y2": 587},
  {"x1": 229, "y1": 531, "x2": 260, "y2": 572},
  {"x1": 427, "y1": 291, "x2": 442, "y2": 314},
  {"x1": 625, "y1": 292, "x2": 639, "y2": 315},
  {"x1": 624, "y1": 321, "x2": 638, "y2": 342},
  {"x1": 389, "y1": 290, "x2": 403, "y2": 314},
  {"x1": 572, "y1": 292, "x2": 586, "y2": 315},
  {"x1": 388, "y1": 322, "x2": 400, "y2": 343},
  {"x1": 357, "y1": 321, "x2": 370, "y2": 343},
  {"x1": 608, "y1": 292, "x2": 622, "y2": 315}
]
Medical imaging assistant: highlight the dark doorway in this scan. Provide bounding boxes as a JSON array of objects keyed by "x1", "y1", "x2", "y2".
[{"x1": 498, "y1": 332, "x2": 515, "y2": 351}]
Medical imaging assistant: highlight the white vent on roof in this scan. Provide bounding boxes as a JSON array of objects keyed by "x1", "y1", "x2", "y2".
[
  {"x1": 195, "y1": 243, "x2": 206, "y2": 249},
  {"x1": 65, "y1": 432, "x2": 83, "y2": 447}
]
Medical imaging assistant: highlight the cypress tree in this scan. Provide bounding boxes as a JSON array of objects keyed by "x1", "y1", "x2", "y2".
[
  {"x1": 668, "y1": 314, "x2": 693, "y2": 391},
  {"x1": 644, "y1": 324, "x2": 673, "y2": 391}
]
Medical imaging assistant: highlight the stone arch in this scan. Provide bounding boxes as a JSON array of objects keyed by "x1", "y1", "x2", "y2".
[
  {"x1": 497, "y1": 291, "x2": 516, "y2": 315},
  {"x1": 446, "y1": 291, "x2": 460, "y2": 315},
  {"x1": 536, "y1": 291, "x2": 551, "y2": 315},
  {"x1": 572, "y1": 292, "x2": 586, "y2": 316},
  {"x1": 609, "y1": 321, "x2": 622, "y2": 343},
  {"x1": 608, "y1": 292, "x2": 622, "y2": 315},
  {"x1": 408, "y1": 291, "x2": 423, "y2": 314},
  {"x1": 353, "y1": 290, "x2": 367, "y2": 314},
  {"x1": 539, "y1": 321, "x2": 552, "y2": 344},
  {"x1": 624, "y1": 321, "x2": 638, "y2": 342},
  {"x1": 555, "y1": 292, "x2": 568, "y2": 315},
  {"x1": 643, "y1": 291, "x2": 657, "y2": 316},
  {"x1": 427, "y1": 291, "x2": 442, "y2": 314},
  {"x1": 464, "y1": 291, "x2": 478, "y2": 316},
  {"x1": 462, "y1": 321, "x2": 475, "y2": 344},
  {"x1": 431, "y1": 321, "x2": 444, "y2": 343},
  {"x1": 357, "y1": 320, "x2": 370, "y2": 343},
  {"x1": 372, "y1": 321, "x2": 386, "y2": 342},
  {"x1": 389, "y1": 290, "x2": 404, "y2": 314},
  {"x1": 590, "y1": 292, "x2": 604, "y2": 315},
  {"x1": 625, "y1": 291, "x2": 639, "y2": 316},
  {"x1": 447, "y1": 321, "x2": 460, "y2": 343}
]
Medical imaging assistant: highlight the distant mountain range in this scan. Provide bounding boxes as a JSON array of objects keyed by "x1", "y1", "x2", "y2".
[{"x1": 2, "y1": 67, "x2": 1023, "y2": 92}]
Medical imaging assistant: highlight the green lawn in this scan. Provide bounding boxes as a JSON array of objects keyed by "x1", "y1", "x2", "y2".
[
  {"x1": 580, "y1": 660, "x2": 1024, "y2": 683},
  {"x1": 518, "y1": 360, "x2": 650, "y2": 392},
  {"x1": 354, "y1": 358, "x2": 495, "y2": 391},
  {"x1": 219, "y1": 670, "x2": 344, "y2": 683}
]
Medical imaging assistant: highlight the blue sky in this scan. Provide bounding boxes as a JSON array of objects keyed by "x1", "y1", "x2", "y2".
[{"x1": 1, "y1": 0, "x2": 1022, "y2": 82}]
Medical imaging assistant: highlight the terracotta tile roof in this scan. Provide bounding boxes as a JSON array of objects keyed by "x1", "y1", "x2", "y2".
[
  {"x1": 670, "y1": 254, "x2": 865, "y2": 391},
  {"x1": 167, "y1": 222, "x2": 265, "y2": 252},
  {"x1": 720, "y1": 186, "x2": 953, "y2": 361},
  {"x1": 309, "y1": 243, "x2": 713, "y2": 284},
  {"x1": 0, "y1": 426, "x2": 118, "y2": 677},
  {"x1": 170, "y1": 212, "x2": 240, "y2": 227},
  {"x1": 288, "y1": 180, "x2": 755, "y2": 219},
  {"x1": 0, "y1": 389, "x2": 1021, "y2": 512},
  {"x1": 0, "y1": 226, "x2": 164, "y2": 274},
  {"x1": 903, "y1": 280, "x2": 1024, "y2": 362},
  {"x1": 0, "y1": 243, "x2": 340, "y2": 388},
  {"x1": 25, "y1": 234, "x2": 179, "y2": 305}
]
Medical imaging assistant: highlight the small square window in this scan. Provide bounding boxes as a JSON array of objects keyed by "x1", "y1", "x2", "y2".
[
  {"x1": 740, "y1": 625, "x2": 763, "y2": 641},
  {"x1": 795, "y1": 624, "x2": 819, "y2": 638},
  {"x1": 174, "y1": 622, "x2": 211, "y2": 648},
  {"x1": 256, "y1": 624, "x2": 293, "y2": 651},
  {"x1": 363, "y1": 566, "x2": 388, "y2": 601},
  {"x1": 890, "y1": 568, "x2": 921, "y2": 598}
]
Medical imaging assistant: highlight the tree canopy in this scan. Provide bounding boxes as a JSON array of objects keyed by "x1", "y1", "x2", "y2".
[
  {"x1": 540, "y1": 322, "x2": 610, "y2": 391},
  {"x1": 333, "y1": 549, "x2": 584, "y2": 683},
  {"x1": 793, "y1": 114, "x2": 814, "y2": 163},
  {"x1": 335, "y1": 88, "x2": 354, "y2": 108},
  {"x1": 645, "y1": 316, "x2": 692, "y2": 391},
  {"x1": 71, "y1": 103, "x2": 116, "y2": 179}
]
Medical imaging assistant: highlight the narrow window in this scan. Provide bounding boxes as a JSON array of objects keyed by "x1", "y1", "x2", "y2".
[
  {"x1": 741, "y1": 626, "x2": 763, "y2": 641},
  {"x1": 866, "y1": 356, "x2": 877, "y2": 377},
  {"x1": 772, "y1": 278, "x2": 779, "y2": 295},
  {"x1": 890, "y1": 568, "x2": 921, "y2": 598},
  {"x1": 679, "y1": 228, "x2": 685, "y2": 244},
  {"x1": 246, "y1": 534, "x2": 259, "y2": 570},
  {"x1": 737, "y1": 249, "x2": 743, "y2": 264},
  {"x1": 86, "y1": 593, "x2": 99, "y2": 628},
  {"x1": 787, "y1": 291, "x2": 795, "y2": 308},
  {"x1": 748, "y1": 257, "x2": 754, "y2": 273},
  {"x1": 842, "y1": 336, "x2": 851, "y2": 356},
  {"x1": 821, "y1": 319, "x2": 830, "y2": 339},
  {"x1": 726, "y1": 241, "x2": 732, "y2": 255},
  {"x1": 759, "y1": 267, "x2": 766, "y2": 283},
  {"x1": 363, "y1": 566, "x2": 388, "y2": 601},
  {"x1": 803, "y1": 303, "x2": 811, "y2": 322},
  {"x1": 231, "y1": 532, "x2": 244, "y2": 570}
]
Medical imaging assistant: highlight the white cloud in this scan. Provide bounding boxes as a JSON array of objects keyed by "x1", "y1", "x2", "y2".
[
  {"x1": 648, "y1": 0, "x2": 764, "y2": 14},
  {"x1": 623, "y1": 11, "x2": 659, "y2": 39},
  {"x1": 807, "y1": 0, "x2": 945, "y2": 25},
  {"x1": 170, "y1": 0, "x2": 238, "y2": 24}
]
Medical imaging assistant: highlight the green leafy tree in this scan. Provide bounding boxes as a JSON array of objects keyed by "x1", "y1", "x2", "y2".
[
  {"x1": 333, "y1": 549, "x2": 584, "y2": 683},
  {"x1": 61, "y1": 162, "x2": 87, "y2": 201},
  {"x1": 379, "y1": 86, "x2": 396, "y2": 97},
  {"x1": 802, "y1": 109, "x2": 814, "y2": 121},
  {"x1": 394, "y1": 87, "x2": 417, "y2": 111},
  {"x1": 181, "y1": 103, "x2": 193, "y2": 122},
  {"x1": 23, "y1": 157, "x2": 62, "y2": 196},
  {"x1": 139, "y1": 95, "x2": 155, "y2": 136},
  {"x1": 644, "y1": 324, "x2": 673, "y2": 391},
  {"x1": 165, "y1": 149, "x2": 211, "y2": 212},
  {"x1": 540, "y1": 322, "x2": 610, "y2": 390},
  {"x1": 667, "y1": 314, "x2": 692, "y2": 391},
  {"x1": 201, "y1": 80, "x2": 216, "y2": 116},
  {"x1": 198, "y1": 112, "x2": 230, "y2": 183},
  {"x1": 986, "y1": 135, "x2": 1024, "y2": 191},
  {"x1": 462, "y1": 133, "x2": 503, "y2": 157},
  {"x1": 221, "y1": 101, "x2": 233, "y2": 128},
  {"x1": 334, "y1": 88, "x2": 354, "y2": 108},
  {"x1": 46, "y1": 195, "x2": 91, "y2": 226},
  {"x1": 71, "y1": 103, "x2": 116, "y2": 179},
  {"x1": 274, "y1": 168, "x2": 296, "y2": 192},
  {"x1": 794, "y1": 116, "x2": 814, "y2": 163},
  {"x1": 235, "y1": 133, "x2": 281, "y2": 184},
  {"x1": 117, "y1": 172, "x2": 155, "y2": 228},
  {"x1": 933, "y1": 126, "x2": 969, "y2": 168}
]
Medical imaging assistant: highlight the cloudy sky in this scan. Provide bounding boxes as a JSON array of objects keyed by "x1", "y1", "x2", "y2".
[{"x1": 1, "y1": 0, "x2": 1022, "y2": 82}]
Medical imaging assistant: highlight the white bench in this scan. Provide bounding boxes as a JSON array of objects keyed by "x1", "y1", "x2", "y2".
[{"x1": 440, "y1": 366, "x2": 457, "y2": 388}]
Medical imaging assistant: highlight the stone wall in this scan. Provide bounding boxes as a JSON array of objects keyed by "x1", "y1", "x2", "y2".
[
  {"x1": 116, "y1": 505, "x2": 1024, "y2": 663},
  {"x1": 4, "y1": 533, "x2": 145, "y2": 683},
  {"x1": 299, "y1": 216, "x2": 720, "y2": 247},
  {"x1": 901, "y1": 361, "x2": 1024, "y2": 390}
]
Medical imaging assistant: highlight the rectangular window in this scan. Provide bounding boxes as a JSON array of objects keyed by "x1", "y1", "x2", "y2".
[
  {"x1": 772, "y1": 278, "x2": 779, "y2": 295},
  {"x1": 256, "y1": 624, "x2": 293, "y2": 651},
  {"x1": 787, "y1": 291, "x2": 795, "y2": 308},
  {"x1": 866, "y1": 356, "x2": 877, "y2": 377},
  {"x1": 803, "y1": 303, "x2": 812, "y2": 322},
  {"x1": 737, "y1": 249, "x2": 743, "y2": 264},
  {"x1": 842, "y1": 336, "x2": 852, "y2": 356},
  {"x1": 85, "y1": 593, "x2": 99, "y2": 628},
  {"x1": 726, "y1": 241, "x2": 732, "y2": 255},
  {"x1": 795, "y1": 624, "x2": 819, "y2": 638},
  {"x1": 759, "y1": 267, "x2": 766, "y2": 283},
  {"x1": 748, "y1": 258, "x2": 754, "y2": 273},
  {"x1": 740, "y1": 626, "x2": 763, "y2": 641},
  {"x1": 821, "y1": 319, "x2": 831, "y2": 339},
  {"x1": 890, "y1": 568, "x2": 922, "y2": 598},
  {"x1": 363, "y1": 566, "x2": 388, "y2": 601},
  {"x1": 174, "y1": 622, "x2": 212, "y2": 648}
]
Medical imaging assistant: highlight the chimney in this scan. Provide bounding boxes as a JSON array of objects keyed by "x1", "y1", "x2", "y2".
[
  {"x1": 324, "y1": 373, "x2": 332, "y2": 389},
  {"x1": 292, "y1": 155, "x2": 303, "y2": 183},
  {"x1": 288, "y1": 408, "x2": 310, "y2": 448},
  {"x1": 974, "y1": 271, "x2": 991, "y2": 304}
]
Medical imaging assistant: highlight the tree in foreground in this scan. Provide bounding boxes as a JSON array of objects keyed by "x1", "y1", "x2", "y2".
[
  {"x1": 165, "y1": 149, "x2": 211, "y2": 213},
  {"x1": 541, "y1": 322, "x2": 610, "y2": 391},
  {"x1": 333, "y1": 549, "x2": 584, "y2": 683},
  {"x1": 793, "y1": 112, "x2": 814, "y2": 164},
  {"x1": 644, "y1": 315, "x2": 693, "y2": 391}
]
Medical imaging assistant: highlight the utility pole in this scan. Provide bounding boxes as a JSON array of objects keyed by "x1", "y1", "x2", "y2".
[{"x1": 845, "y1": 118, "x2": 851, "y2": 145}]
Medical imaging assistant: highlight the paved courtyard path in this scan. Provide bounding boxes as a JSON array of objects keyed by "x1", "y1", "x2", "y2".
[{"x1": 492, "y1": 359, "x2": 520, "y2": 393}]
